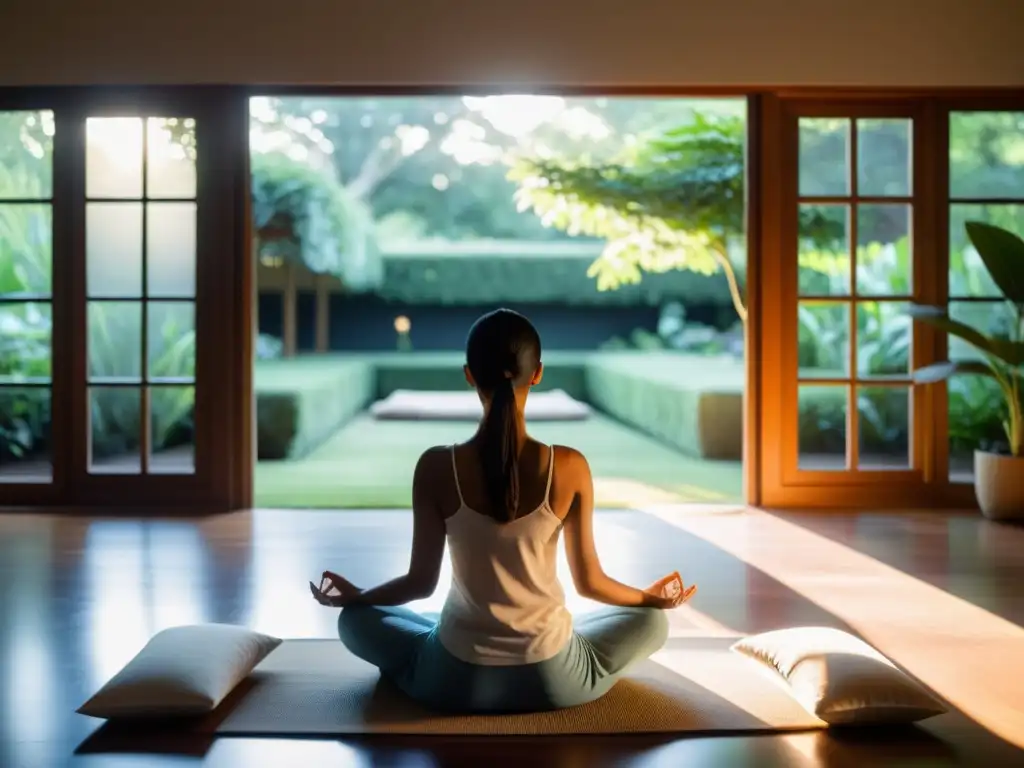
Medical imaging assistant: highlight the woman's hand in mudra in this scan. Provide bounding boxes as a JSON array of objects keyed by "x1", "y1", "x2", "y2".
[
  {"x1": 645, "y1": 572, "x2": 697, "y2": 609},
  {"x1": 309, "y1": 570, "x2": 361, "y2": 607}
]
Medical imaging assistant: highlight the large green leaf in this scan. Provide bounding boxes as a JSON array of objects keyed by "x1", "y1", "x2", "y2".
[
  {"x1": 908, "y1": 305, "x2": 1024, "y2": 366},
  {"x1": 965, "y1": 221, "x2": 1024, "y2": 304}
]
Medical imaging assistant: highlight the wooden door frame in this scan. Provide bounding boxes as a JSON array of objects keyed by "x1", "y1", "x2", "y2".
[
  {"x1": 930, "y1": 93, "x2": 1024, "y2": 510},
  {"x1": 0, "y1": 90, "x2": 70, "y2": 506},
  {"x1": 758, "y1": 90, "x2": 1024, "y2": 509},
  {"x1": 743, "y1": 95, "x2": 765, "y2": 507},
  {"x1": 0, "y1": 86, "x2": 251, "y2": 511}
]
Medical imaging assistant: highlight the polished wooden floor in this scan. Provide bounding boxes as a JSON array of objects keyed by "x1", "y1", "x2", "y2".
[{"x1": 1, "y1": 506, "x2": 1023, "y2": 767}]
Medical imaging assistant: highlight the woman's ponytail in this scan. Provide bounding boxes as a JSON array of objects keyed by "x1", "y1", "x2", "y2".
[
  {"x1": 479, "y1": 375, "x2": 520, "y2": 521},
  {"x1": 465, "y1": 308, "x2": 541, "y2": 522}
]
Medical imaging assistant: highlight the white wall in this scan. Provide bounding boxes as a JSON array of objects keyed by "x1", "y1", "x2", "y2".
[{"x1": 2, "y1": 0, "x2": 1022, "y2": 88}]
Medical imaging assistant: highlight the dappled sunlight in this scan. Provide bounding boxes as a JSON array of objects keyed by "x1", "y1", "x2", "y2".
[
  {"x1": 81, "y1": 522, "x2": 209, "y2": 688},
  {"x1": 593, "y1": 476, "x2": 732, "y2": 506},
  {"x1": 663, "y1": 605, "x2": 743, "y2": 639},
  {"x1": 83, "y1": 524, "x2": 151, "y2": 688},
  {"x1": 643, "y1": 504, "x2": 1024, "y2": 748},
  {"x1": 651, "y1": 644, "x2": 825, "y2": 730},
  {"x1": 248, "y1": 514, "x2": 348, "y2": 638}
]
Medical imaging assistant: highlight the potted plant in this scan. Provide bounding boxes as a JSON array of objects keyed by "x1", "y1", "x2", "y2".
[{"x1": 910, "y1": 221, "x2": 1024, "y2": 520}]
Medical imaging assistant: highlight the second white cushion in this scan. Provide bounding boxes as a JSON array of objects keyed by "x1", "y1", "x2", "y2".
[
  {"x1": 731, "y1": 626, "x2": 947, "y2": 725},
  {"x1": 78, "y1": 623, "x2": 282, "y2": 719}
]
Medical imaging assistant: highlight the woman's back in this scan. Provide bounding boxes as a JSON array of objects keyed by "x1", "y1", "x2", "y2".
[
  {"x1": 326, "y1": 309, "x2": 689, "y2": 715},
  {"x1": 436, "y1": 441, "x2": 574, "y2": 666}
]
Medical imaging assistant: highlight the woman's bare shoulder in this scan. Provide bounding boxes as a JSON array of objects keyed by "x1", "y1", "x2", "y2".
[
  {"x1": 415, "y1": 444, "x2": 455, "y2": 473},
  {"x1": 550, "y1": 444, "x2": 591, "y2": 478},
  {"x1": 412, "y1": 445, "x2": 460, "y2": 513}
]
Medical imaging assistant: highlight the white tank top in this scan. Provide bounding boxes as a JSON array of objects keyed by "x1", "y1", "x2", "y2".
[{"x1": 436, "y1": 445, "x2": 574, "y2": 666}]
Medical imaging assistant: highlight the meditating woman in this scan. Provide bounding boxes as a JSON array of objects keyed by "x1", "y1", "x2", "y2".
[{"x1": 310, "y1": 308, "x2": 696, "y2": 713}]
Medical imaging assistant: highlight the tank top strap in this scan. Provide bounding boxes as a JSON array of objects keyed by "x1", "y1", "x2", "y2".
[
  {"x1": 450, "y1": 445, "x2": 466, "y2": 507},
  {"x1": 543, "y1": 444, "x2": 555, "y2": 506}
]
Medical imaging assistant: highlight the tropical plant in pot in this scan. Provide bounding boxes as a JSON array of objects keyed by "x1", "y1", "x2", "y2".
[{"x1": 909, "y1": 221, "x2": 1024, "y2": 520}]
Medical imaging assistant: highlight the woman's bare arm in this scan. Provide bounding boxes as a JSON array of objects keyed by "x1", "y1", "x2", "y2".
[
  {"x1": 346, "y1": 448, "x2": 447, "y2": 606},
  {"x1": 560, "y1": 448, "x2": 675, "y2": 609}
]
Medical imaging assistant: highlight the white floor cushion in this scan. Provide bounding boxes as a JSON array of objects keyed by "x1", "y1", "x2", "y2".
[
  {"x1": 370, "y1": 389, "x2": 591, "y2": 421},
  {"x1": 731, "y1": 627, "x2": 948, "y2": 725},
  {"x1": 78, "y1": 624, "x2": 282, "y2": 719}
]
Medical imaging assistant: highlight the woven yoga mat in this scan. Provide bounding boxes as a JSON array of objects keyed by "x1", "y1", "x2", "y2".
[{"x1": 208, "y1": 638, "x2": 826, "y2": 736}]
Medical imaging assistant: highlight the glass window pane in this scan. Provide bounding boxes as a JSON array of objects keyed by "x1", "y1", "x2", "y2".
[
  {"x1": 857, "y1": 204, "x2": 911, "y2": 296},
  {"x1": 799, "y1": 204, "x2": 849, "y2": 296},
  {"x1": 150, "y1": 385, "x2": 195, "y2": 474},
  {"x1": 799, "y1": 118, "x2": 850, "y2": 197},
  {"x1": 0, "y1": 110, "x2": 54, "y2": 200},
  {"x1": 147, "y1": 118, "x2": 197, "y2": 199},
  {"x1": 798, "y1": 302, "x2": 849, "y2": 378},
  {"x1": 87, "y1": 202, "x2": 143, "y2": 298},
  {"x1": 857, "y1": 302, "x2": 910, "y2": 378},
  {"x1": 950, "y1": 112, "x2": 1024, "y2": 199},
  {"x1": 948, "y1": 301, "x2": 1018, "y2": 363},
  {"x1": 0, "y1": 387, "x2": 51, "y2": 482},
  {"x1": 147, "y1": 202, "x2": 197, "y2": 297},
  {"x1": 948, "y1": 373, "x2": 1006, "y2": 482},
  {"x1": 86, "y1": 118, "x2": 144, "y2": 199},
  {"x1": 858, "y1": 386, "x2": 910, "y2": 470},
  {"x1": 949, "y1": 204, "x2": 1024, "y2": 298},
  {"x1": 148, "y1": 302, "x2": 195, "y2": 383},
  {"x1": 0, "y1": 302, "x2": 51, "y2": 383},
  {"x1": 799, "y1": 385, "x2": 848, "y2": 470},
  {"x1": 88, "y1": 302, "x2": 141, "y2": 382},
  {"x1": 857, "y1": 119, "x2": 912, "y2": 197},
  {"x1": 89, "y1": 386, "x2": 141, "y2": 474},
  {"x1": 0, "y1": 204, "x2": 52, "y2": 298}
]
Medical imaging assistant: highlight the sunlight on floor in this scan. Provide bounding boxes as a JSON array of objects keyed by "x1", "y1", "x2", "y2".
[
  {"x1": 643, "y1": 503, "x2": 1024, "y2": 750},
  {"x1": 593, "y1": 477, "x2": 732, "y2": 506},
  {"x1": 653, "y1": 644, "x2": 824, "y2": 726}
]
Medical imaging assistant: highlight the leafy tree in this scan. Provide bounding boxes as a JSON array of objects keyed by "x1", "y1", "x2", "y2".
[
  {"x1": 510, "y1": 113, "x2": 751, "y2": 320},
  {"x1": 251, "y1": 151, "x2": 380, "y2": 290},
  {"x1": 251, "y1": 96, "x2": 717, "y2": 245},
  {"x1": 253, "y1": 96, "x2": 550, "y2": 243}
]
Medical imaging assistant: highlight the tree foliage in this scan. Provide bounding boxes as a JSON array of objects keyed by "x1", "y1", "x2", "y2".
[
  {"x1": 509, "y1": 112, "x2": 856, "y2": 323},
  {"x1": 252, "y1": 96, "x2": 729, "y2": 244},
  {"x1": 510, "y1": 113, "x2": 750, "y2": 320},
  {"x1": 251, "y1": 152, "x2": 381, "y2": 290}
]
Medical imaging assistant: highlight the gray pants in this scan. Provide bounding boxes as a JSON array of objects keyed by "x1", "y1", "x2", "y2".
[{"x1": 338, "y1": 603, "x2": 669, "y2": 713}]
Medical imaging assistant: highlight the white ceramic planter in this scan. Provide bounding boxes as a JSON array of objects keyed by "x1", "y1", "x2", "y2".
[{"x1": 974, "y1": 450, "x2": 1024, "y2": 521}]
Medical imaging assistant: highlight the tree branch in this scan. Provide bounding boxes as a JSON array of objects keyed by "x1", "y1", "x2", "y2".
[
  {"x1": 711, "y1": 244, "x2": 747, "y2": 323},
  {"x1": 346, "y1": 142, "x2": 406, "y2": 200}
]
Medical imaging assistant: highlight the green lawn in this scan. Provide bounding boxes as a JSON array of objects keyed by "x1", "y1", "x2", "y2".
[{"x1": 255, "y1": 411, "x2": 743, "y2": 508}]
